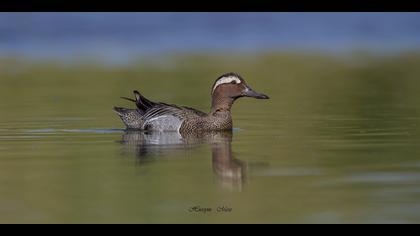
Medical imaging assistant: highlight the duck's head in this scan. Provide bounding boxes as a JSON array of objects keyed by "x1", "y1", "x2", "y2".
[{"x1": 211, "y1": 72, "x2": 269, "y2": 100}]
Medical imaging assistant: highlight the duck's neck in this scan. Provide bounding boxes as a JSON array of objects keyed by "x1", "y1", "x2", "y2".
[{"x1": 210, "y1": 94, "x2": 235, "y2": 115}]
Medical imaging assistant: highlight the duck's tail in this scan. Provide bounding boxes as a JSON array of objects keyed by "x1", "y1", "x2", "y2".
[
  {"x1": 115, "y1": 90, "x2": 157, "y2": 129},
  {"x1": 113, "y1": 107, "x2": 143, "y2": 129},
  {"x1": 120, "y1": 90, "x2": 157, "y2": 113}
]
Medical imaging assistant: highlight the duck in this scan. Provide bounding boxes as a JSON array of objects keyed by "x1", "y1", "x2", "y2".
[{"x1": 113, "y1": 72, "x2": 269, "y2": 133}]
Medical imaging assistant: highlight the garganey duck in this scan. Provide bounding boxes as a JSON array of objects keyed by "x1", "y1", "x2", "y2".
[{"x1": 113, "y1": 72, "x2": 269, "y2": 133}]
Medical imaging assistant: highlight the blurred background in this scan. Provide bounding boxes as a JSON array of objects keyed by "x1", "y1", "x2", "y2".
[
  {"x1": 1, "y1": 13, "x2": 420, "y2": 223},
  {"x1": 1, "y1": 13, "x2": 420, "y2": 62}
]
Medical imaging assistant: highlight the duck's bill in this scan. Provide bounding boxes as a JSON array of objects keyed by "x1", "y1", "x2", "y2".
[{"x1": 243, "y1": 87, "x2": 270, "y2": 99}]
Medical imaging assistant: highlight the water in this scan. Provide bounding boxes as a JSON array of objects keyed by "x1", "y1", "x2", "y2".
[
  {"x1": 1, "y1": 52, "x2": 420, "y2": 223},
  {"x1": 1, "y1": 13, "x2": 420, "y2": 63},
  {"x1": 1, "y1": 106, "x2": 420, "y2": 223}
]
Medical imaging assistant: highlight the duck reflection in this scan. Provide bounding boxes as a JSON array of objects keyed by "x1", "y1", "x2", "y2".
[
  {"x1": 210, "y1": 132, "x2": 247, "y2": 191},
  {"x1": 118, "y1": 130, "x2": 246, "y2": 191}
]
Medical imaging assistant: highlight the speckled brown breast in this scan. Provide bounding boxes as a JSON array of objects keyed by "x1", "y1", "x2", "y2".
[{"x1": 179, "y1": 112, "x2": 232, "y2": 134}]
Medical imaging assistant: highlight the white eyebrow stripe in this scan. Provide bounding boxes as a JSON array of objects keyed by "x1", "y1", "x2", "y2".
[{"x1": 212, "y1": 76, "x2": 241, "y2": 93}]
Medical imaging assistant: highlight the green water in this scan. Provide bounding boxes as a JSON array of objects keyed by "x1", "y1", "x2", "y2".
[{"x1": 1, "y1": 53, "x2": 420, "y2": 223}]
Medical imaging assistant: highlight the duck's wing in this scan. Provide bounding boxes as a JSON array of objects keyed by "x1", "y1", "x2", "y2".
[
  {"x1": 142, "y1": 103, "x2": 205, "y2": 121},
  {"x1": 120, "y1": 90, "x2": 206, "y2": 131},
  {"x1": 140, "y1": 103, "x2": 206, "y2": 131}
]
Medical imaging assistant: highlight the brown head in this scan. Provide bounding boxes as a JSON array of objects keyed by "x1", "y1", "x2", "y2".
[{"x1": 210, "y1": 72, "x2": 269, "y2": 113}]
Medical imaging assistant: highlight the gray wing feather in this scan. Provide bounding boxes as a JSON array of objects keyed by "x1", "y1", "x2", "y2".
[
  {"x1": 142, "y1": 103, "x2": 206, "y2": 121},
  {"x1": 140, "y1": 103, "x2": 206, "y2": 131}
]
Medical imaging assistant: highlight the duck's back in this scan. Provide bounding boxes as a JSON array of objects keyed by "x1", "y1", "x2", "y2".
[{"x1": 115, "y1": 90, "x2": 232, "y2": 132}]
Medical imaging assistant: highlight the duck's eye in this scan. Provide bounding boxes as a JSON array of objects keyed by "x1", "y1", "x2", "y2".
[{"x1": 231, "y1": 80, "x2": 237, "y2": 84}]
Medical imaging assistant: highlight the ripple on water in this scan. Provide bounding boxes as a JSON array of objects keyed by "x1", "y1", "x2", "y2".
[
  {"x1": 0, "y1": 127, "x2": 125, "y2": 142},
  {"x1": 26, "y1": 128, "x2": 125, "y2": 134},
  {"x1": 317, "y1": 172, "x2": 420, "y2": 188},
  {"x1": 254, "y1": 167, "x2": 324, "y2": 177},
  {"x1": 343, "y1": 172, "x2": 420, "y2": 184}
]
